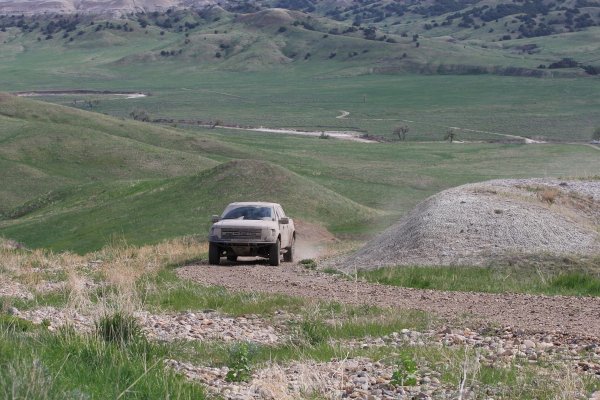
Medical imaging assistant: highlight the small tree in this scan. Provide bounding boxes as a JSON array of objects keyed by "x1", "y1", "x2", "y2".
[
  {"x1": 129, "y1": 109, "x2": 150, "y2": 122},
  {"x1": 593, "y1": 127, "x2": 600, "y2": 141},
  {"x1": 393, "y1": 125, "x2": 409, "y2": 141},
  {"x1": 444, "y1": 129, "x2": 457, "y2": 143}
]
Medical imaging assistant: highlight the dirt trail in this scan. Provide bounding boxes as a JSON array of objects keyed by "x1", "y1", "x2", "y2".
[
  {"x1": 213, "y1": 125, "x2": 375, "y2": 143},
  {"x1": 363, "y1": 116, "x2": 544, "y2": 144},
  {"x1": 12, "y1": 90, "x2": 147, "y2": 99},
  {"x1": 177, "y1": 264, "x2": 600, "y2": 338},
  {"x1": 336, "y1": 110, "x2": 350, "y2": 119}
]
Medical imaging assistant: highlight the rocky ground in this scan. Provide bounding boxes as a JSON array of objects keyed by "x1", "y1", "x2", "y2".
[
  {"x1": 0, "y1": 277, "x2": 33, "y2": 299},
  {"x1": 12, "y1": 300, "x2": 600, "y2": 399},
  {"x1": 166, "y1": 324, "x2": 600, "y2": 400},
  {"x1": 178, "y1": 263, "x2": 600, "y2": 338},
  {"x1": 13, "y1": 306, "x2": 282, "y2": 344},
  {"x1": 2, "y1": 230, "x2": 600, "y2": 399}
]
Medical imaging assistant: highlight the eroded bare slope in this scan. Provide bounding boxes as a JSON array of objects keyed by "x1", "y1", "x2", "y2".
[{"x1": 339, "y1": 179, "x2": 600, "y2": 271}]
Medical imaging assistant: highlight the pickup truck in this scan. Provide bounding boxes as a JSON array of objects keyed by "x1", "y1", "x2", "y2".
[{"x1": 208, "y1": 202, "x2": 295, "y2": 266}]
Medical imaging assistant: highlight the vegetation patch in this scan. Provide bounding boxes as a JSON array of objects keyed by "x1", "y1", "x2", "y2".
[
  {"x1": 354, "y1": 264, "x2": 600, "y2": 296},
  {"x1": 0, "y1": 327, "x2": 205, "y2": 399}
]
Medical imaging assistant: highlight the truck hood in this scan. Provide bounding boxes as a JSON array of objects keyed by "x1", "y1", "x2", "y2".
[{"x1": 212, "y1": 219, "x2": 278, "y2": 230}]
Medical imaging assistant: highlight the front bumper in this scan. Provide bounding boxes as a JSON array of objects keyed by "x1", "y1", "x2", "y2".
[
  {"x1": 209, "y1": 239, "x2": 276, "y2": 257},
  {"x1": 209, "y1": 237, "x2": 276, "y2": 247}
]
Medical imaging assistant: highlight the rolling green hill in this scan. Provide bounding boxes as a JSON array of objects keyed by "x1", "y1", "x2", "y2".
[
  {"x1": 0, "y1": 93, "x2": 227, "y2": 212},
  {"x1": 0, "y1": 95, "x2": 598, "y2": 253},
  {"x1": 1, "y1": 5, "x2": 599, "y2": 142},
  {"x1": 0, "y1": 159, "x2": 376, "y2": 253},
  {"x1": 1, "y1": 6, "x2": 599, "y2": 77}
]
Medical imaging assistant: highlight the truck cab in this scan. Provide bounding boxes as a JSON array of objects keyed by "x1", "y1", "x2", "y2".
[{"x1": 208, "y1": 202, "x2": 295, "y2": 266}]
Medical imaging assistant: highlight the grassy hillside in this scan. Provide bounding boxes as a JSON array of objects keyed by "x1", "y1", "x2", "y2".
[
  {"x1": 0, "y1": 95, "x2": 598, "y2": 252},
  {"x1": 1, "y1": 8, "x2": 600, "y2": 142},
  {"x1": 0, "y1": 160, "x2": 376, "y2": 252},
  {"x1": 0, "y1": 93, "x2": 222, "y2": 211},
  {"x1": 1, "y1": 6, "x2": 599, "y2": 79}
]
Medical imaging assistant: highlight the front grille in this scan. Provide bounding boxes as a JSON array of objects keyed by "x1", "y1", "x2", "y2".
[{"x1": 221, "y1": 228, "x2": 262, "y2": 240}]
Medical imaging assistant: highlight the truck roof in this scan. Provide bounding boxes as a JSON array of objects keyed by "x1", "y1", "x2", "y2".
[{"x1": 226, "y1": 202, "x2": 282, "y2": 207}]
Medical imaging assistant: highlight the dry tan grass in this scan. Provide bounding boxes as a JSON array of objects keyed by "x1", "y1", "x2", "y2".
[
  {"x1": 0, "y1": 237, "x2": 207, "y2": 315},
  {"x1": 538, "y1": 187, "x2": 560, "y2": 204}
]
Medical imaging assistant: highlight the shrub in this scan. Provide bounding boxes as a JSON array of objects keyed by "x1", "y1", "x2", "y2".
[
  {"x1": 95, "y1": 312, "x2": 142, "y2": 345},
  {"x1": 592, "y1": 127, "x2": 600, "y2": 141},
  {"x1": 129, "y1": 108, "x2": 150, "y2": 122},
  {"x1": 390, "y1": 356, "x2": 418, "y2": 386},
  {"x1": 300, "y1": 318, "x2": 329, "y2": 345},
  {"x1": 0, "y1": 315, "x2": 35, "y2": 332},
  {"x1": 300, "y1": 259, "x2": 317, "y2": 269},
  {"x1": 225, "y1": 342, "x2": 255, "y2": 382},
  {"x1": 538, "y1": 188, "x2": 559, "y2": 204},
  {"x1": 393, "y1": 125, "x2": 409, "y2": 141}
]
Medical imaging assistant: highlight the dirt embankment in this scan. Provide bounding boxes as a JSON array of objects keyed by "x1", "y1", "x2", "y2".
[{"x1": 336, "y1": 179, "x2": 600, "y2": 271}]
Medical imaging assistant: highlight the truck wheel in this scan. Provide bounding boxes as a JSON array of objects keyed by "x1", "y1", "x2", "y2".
[
  {"x1": 227, "y1": 255, "x2": 238, "y2": 262},
  {"x1": 269, "y1": 239, "x2": 281, "y2": 266},
  {"x1": 283, "y1": 236, "x2": 295, "y2": 262},
  {"x1": 208, "y1": 243, "x2": 220, "y2": 265}
]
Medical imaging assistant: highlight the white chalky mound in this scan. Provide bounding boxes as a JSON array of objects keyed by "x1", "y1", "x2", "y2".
[{"x1": 341, "y1": 179, "x2": 600, "y2": 270}]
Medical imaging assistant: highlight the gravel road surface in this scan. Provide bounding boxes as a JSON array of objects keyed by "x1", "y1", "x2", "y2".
[{"x1": 178, "y1": 263, "x2": 600, "y2": 338}]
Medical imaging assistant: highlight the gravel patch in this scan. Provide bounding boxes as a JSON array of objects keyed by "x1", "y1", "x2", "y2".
[
  {"x1": 0, "y1": 278, "x2": 33, "y2": 300},
  {"x1": 166, "y1": 324, "x2": 600, "y2": 400},
  {"x1": 335, "y1": 179, "x2": 600, "y2": 270},
  {"x1": 345, "y1": 326, "x2": 600, "y2": 377},
  {"x1": 166, "y1": 357, "x2": 454, "y2": 400},
  {"x1": 167, "y1": 328, "x2": 600, "y2": 400},
  {"x1": 139, "y1": 311, "x2": 281, "y2": 344},
  {"x1": 14, "y1": 307, "x2": 282, "y2": 344}
]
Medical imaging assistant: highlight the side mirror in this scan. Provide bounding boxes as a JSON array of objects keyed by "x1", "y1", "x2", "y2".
[
  {"x1": 279, "y1": 217, "x2": 289, "y2": 225},
  {"x1": 211, "y1": 215, "x2": 220, "y2": 223}
]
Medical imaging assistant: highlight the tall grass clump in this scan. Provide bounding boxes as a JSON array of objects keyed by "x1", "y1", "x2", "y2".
[
  {"x1": 549, "y1": 273, "x2": 600, "y2": 296},
  {"x1": 96, "y1": 311, "x2": 143, "y2": 345}
]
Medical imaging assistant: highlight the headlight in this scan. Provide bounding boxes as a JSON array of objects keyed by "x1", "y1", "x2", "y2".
[
  {"x1": 210, "y1": 227, "x2": 221, "y2": 238},
  {"x1": 263, "y1": 228, "x2": 277, "y2": 240}
]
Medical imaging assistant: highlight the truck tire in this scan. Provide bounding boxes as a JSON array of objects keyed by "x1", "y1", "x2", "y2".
[
  {"x1": 283, "y1": 236, "x2": 295, "y2": 262},
  {"x1": 269, "y1": 239, "x2": 281, "y2": 266},
  {"x1": 208, "y1": 243, "x2": 220, "y2": 265}
]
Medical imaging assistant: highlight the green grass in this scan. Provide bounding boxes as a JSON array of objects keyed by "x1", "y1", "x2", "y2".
[
  {"x1": 0, "y1": 327, "x2": 205, "y2": 399},
  {"x1": 355, "y1": 263, "x2": 600, "y2": 296},
  {"x1": 143, "y1": 266, "x2": 308, "y2": 316},
  {"x1": 1, "y1": 95, "x2": 598, "y2": 252},
  {"x1": 0, "y1": 159, "x2": 375, "y2": 253},
  {"x1": 9, "y1": 290, "x2": 71, "y2": 311},
  {"x1": 0, "y1": 93, "x2": 219, "y2": 212},
  {"x1": 1, "y1": 11, "x2": 600, "y2": 143},
  {"x1": 0, "y1": 12, "x2": 599, "y2": 255},
  {"x1": 1, "y1": 94, "x2": 598, "y2": 252}
]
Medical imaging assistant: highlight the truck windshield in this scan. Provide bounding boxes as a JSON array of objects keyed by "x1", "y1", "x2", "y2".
[{"x1": 222, "y1": 206, "x2": 273, "y2": 221}]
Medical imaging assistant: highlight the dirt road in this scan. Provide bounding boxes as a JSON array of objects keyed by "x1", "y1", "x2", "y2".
[{"x1": 178, "y1": 263, "x2": 600, "y2": 338}]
